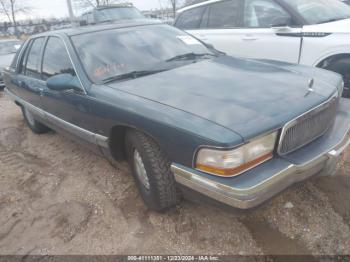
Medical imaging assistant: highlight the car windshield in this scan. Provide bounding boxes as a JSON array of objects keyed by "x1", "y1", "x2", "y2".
[
  {"x1": 71, "y1": 24, "x2": 214, "y2": 84},
  {"x1": 95, "y1": 7, "x2": 145, "y2": 23},
  {"x1": 0, "y1": 41, "x2": 21, "y2": 55},
  {"x1": 282, "y1": 0, "x2": 350, "y2": 24}
]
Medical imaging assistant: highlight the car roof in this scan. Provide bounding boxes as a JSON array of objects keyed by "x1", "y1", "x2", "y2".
[
  {"x1": 177, "y1": 0, "x2": 222, "y2": 13},
  {"x1": 33, "y1": 19, "x2": 162, "y2": 38},
  {"x1": 81, "y1": 3, "x2": 135, "y2": 15}
]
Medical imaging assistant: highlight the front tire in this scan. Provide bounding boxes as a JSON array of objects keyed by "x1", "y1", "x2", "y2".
[
  {"x1": 125, "y1": 130, "x2": 180, "y2": 211},
  {"x1": 318, "y1": 55, "x2": 350, "y2": 98},
  {"x1": 21, "y1": 106, "x2": 50, "y2": 134}
]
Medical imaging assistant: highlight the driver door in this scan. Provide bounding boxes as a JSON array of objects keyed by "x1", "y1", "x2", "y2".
[
  {"x1": 183, "y1": 0, "x2": 302, "y2": 64},
  {"x1": 39, "y1": 36, "x2": 96, "y2": 147},
  {"x1": 234, "y1": 0, "x2": 302, "y2": 63}
]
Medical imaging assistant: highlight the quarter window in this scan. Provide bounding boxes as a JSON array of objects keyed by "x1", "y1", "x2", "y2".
[
  {"x1": 207, "y1": 0, "x2": 241, "y2": 28},
  {"x1": 244, "y1": 0, "x2": 292, "y2": 28},
  {"x1": 42, "y1": 37, "x2": 75, "y2": 80},
  {"x1": 175, "y1": 6, "x2": 206, "y2": 29},
  {"x1": 24, "y1": 37, "x2": 45, "y2": 79}
]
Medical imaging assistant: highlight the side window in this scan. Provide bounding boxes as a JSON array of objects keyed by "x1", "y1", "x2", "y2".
[
  {"x1": 200, "y1": 6, "x2": 210, "y2": 28},
  {"x1": 175, "y1": 6, "x2": 206, "y2": 29},
  {"x1": 10, "y1": 43, "x2": 23, "y2": 69},
  {"x1": 25, "y1": 37, "x2": 45, "y2": 79},
  {"x1": 42, "y1": 37, "x2": 75, "y2": 80},
  {"x1": 207, "y1": 0, "x2": 241, "y2": 28},
  {"x1": 244, "y1": 0, "x2": 292, "y2": 28},
  {"x1": 17, "y1": 42, "x2": 30, "y2": 72}
]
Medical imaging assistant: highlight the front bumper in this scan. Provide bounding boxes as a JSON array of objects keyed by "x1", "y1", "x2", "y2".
[{"x1": 171, "y1": 98, "x2": 350, "y2": 209}]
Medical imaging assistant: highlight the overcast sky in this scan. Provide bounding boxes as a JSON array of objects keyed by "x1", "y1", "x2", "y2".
[{"x1": 1, "y1": 0, "x2": 168, "y2": 21}]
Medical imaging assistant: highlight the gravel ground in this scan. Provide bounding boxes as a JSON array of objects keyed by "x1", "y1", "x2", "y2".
[{"x1": 0, "y1": 91, "x2": 349, "y2": 256}]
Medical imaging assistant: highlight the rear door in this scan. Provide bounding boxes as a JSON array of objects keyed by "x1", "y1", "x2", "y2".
[{"x1": 15, "y1": 37, "x2": 46, "y2": 108}]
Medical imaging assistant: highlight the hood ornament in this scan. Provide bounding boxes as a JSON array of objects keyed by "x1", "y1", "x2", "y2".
[
  {"x1": 305, "y1": 78, "x2": 315, "y2": 97},
  {"x1": 308, "y1": 78, "x2": 314, "y2": 89}
]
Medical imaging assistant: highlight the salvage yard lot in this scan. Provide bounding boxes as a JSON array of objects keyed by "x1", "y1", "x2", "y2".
[{"x1": 0, "y1": 92, "x2": 350, "y2": 256}]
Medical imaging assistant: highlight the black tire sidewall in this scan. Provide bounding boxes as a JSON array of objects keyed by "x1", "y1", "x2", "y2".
[
  {"x1": 125, "y1": 132, "x2": 164, "y2": 211},
  {"x1": 21, "y1": 106, "x2": 49, "y2": 134}
]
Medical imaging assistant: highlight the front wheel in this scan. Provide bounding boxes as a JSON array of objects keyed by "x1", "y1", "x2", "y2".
[
  {"x1": 21, "y1": 106, "x2": 50, "y2": 134},
  {"x1": 125, "y1": 130, "x2": 180, "y2": 211}
]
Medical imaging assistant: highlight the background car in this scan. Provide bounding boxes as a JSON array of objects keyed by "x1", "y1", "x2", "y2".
[
  {"x1": 79, "y1": 3, "x2": 146, "y2": 25},
  {"x1": 341, "y1": 0, "x2": 350, "y2": 5},
  {"x1": 0, "y1": 39, "x2": 21, "y2": 90},
  {"x1": 175, "y1": 0, "x2": 350, "y2": 98}
]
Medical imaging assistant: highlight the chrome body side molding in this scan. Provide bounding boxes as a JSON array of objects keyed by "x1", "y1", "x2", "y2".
[{"x1": 5, "y1": 88, "x2": 109, "y2": 148}]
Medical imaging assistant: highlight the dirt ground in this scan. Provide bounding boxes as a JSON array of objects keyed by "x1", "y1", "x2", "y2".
[{"x1": 0, "y1": 91, "x2": 350, "y2": 256}]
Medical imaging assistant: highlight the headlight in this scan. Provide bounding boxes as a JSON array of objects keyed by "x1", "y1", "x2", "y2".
[{"x1": 196, "y1": 132, "x2": 277, "y2": 177}]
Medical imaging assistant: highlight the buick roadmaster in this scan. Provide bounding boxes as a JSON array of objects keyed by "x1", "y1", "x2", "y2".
[{"x1": 4, "y1": 21, "x2": 350, "y2": 211}]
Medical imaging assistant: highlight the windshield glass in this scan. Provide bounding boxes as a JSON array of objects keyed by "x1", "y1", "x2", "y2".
[
  {"x1": 71, "y1": 24, "x2": 213, "y2": 83},
  {"x1": 96, "y1": 7, "x2": 145, "y2": 22},
  {"x1": 0, "y1": 41, "x2": 21, "y2": 55},
  {"x1": 282, "y1": 0, "x2": 350, "y2": 24}
]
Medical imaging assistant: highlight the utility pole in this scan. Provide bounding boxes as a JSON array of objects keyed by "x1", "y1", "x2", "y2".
[{"x1": 66, "y1": 0, "x2": 75, "y2": 27}]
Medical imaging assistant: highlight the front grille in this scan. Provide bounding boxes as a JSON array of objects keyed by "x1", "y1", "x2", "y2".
[{"x1": 278, "y1": 96, "x2": 339, "y2": 155}]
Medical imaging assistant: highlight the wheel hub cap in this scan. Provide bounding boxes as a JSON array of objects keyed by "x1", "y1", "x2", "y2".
[{"x1": 133, "y1": 149, "x2": 150, "y2": 190}]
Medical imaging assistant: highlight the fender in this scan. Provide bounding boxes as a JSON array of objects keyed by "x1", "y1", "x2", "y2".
[{"x1": 301, "y1": 46, "x2": 350, "y2": 67}]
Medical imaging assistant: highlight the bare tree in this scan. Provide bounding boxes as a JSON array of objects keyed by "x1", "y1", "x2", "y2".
[
  {"x1": 0, "y1": 0, "x2": 30, "y2": 37},
  {"x1": 168, "y1": 0, "x2": 185, "y2": 18}
]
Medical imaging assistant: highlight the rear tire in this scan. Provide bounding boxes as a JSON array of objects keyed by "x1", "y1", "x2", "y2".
[
  {"x1": 125, "y1": 130, "x2": 180, "y2": 211},
  {"x1": 21, "y1": 106, "x2": 50, "y2": 134}
]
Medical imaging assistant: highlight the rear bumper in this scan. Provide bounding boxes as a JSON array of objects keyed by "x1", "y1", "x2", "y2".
[{"x1": 171, "y1": 99, "x2": 350, "y2": 209}]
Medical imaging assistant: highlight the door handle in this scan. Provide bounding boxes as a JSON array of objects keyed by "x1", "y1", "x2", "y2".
[{"x1": 242, "y1": 36, "x2": 258, "y2": 41}]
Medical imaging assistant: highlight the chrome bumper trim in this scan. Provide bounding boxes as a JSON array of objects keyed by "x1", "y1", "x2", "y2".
[{"x1": 171, "y1": 129, "x2": 350, "y2": 209}]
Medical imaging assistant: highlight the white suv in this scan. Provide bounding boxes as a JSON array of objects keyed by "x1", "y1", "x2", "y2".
[{"x1": 175, "y1": 0, "x2": 350, "y2": 97}]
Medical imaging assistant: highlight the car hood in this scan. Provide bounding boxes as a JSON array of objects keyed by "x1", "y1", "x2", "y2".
[
  {"x1": 108, "y1": 56, "x2": 340, "y2": 140},
  {"x1": 303, "y1": 18, "x2": 350, "y2": 33},
  {"x1": 0, "y1": 53, "x2": 15, "y2": 69}
]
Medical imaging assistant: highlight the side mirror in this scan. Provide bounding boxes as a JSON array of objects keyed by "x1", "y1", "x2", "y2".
[{"x1": 46, "y1": 74, "x2": 82, "y2": 92}]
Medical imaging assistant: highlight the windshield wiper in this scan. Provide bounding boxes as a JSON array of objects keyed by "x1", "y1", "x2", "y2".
[
  {"x1": 166, "y1": 52, "x2": 215, "y2": 62},
  {"x1": 102, "y1": 69, "x2": 167, "y2": 84}
]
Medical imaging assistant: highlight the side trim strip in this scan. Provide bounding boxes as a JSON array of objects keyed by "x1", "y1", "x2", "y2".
[{"x1": 5, "y1": 88, "x2": 109, "y2": 148}]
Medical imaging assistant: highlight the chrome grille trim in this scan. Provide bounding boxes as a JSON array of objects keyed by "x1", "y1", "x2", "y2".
[{"x1": 278, "y1": 93, "x2": 340, "y2": 155}]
